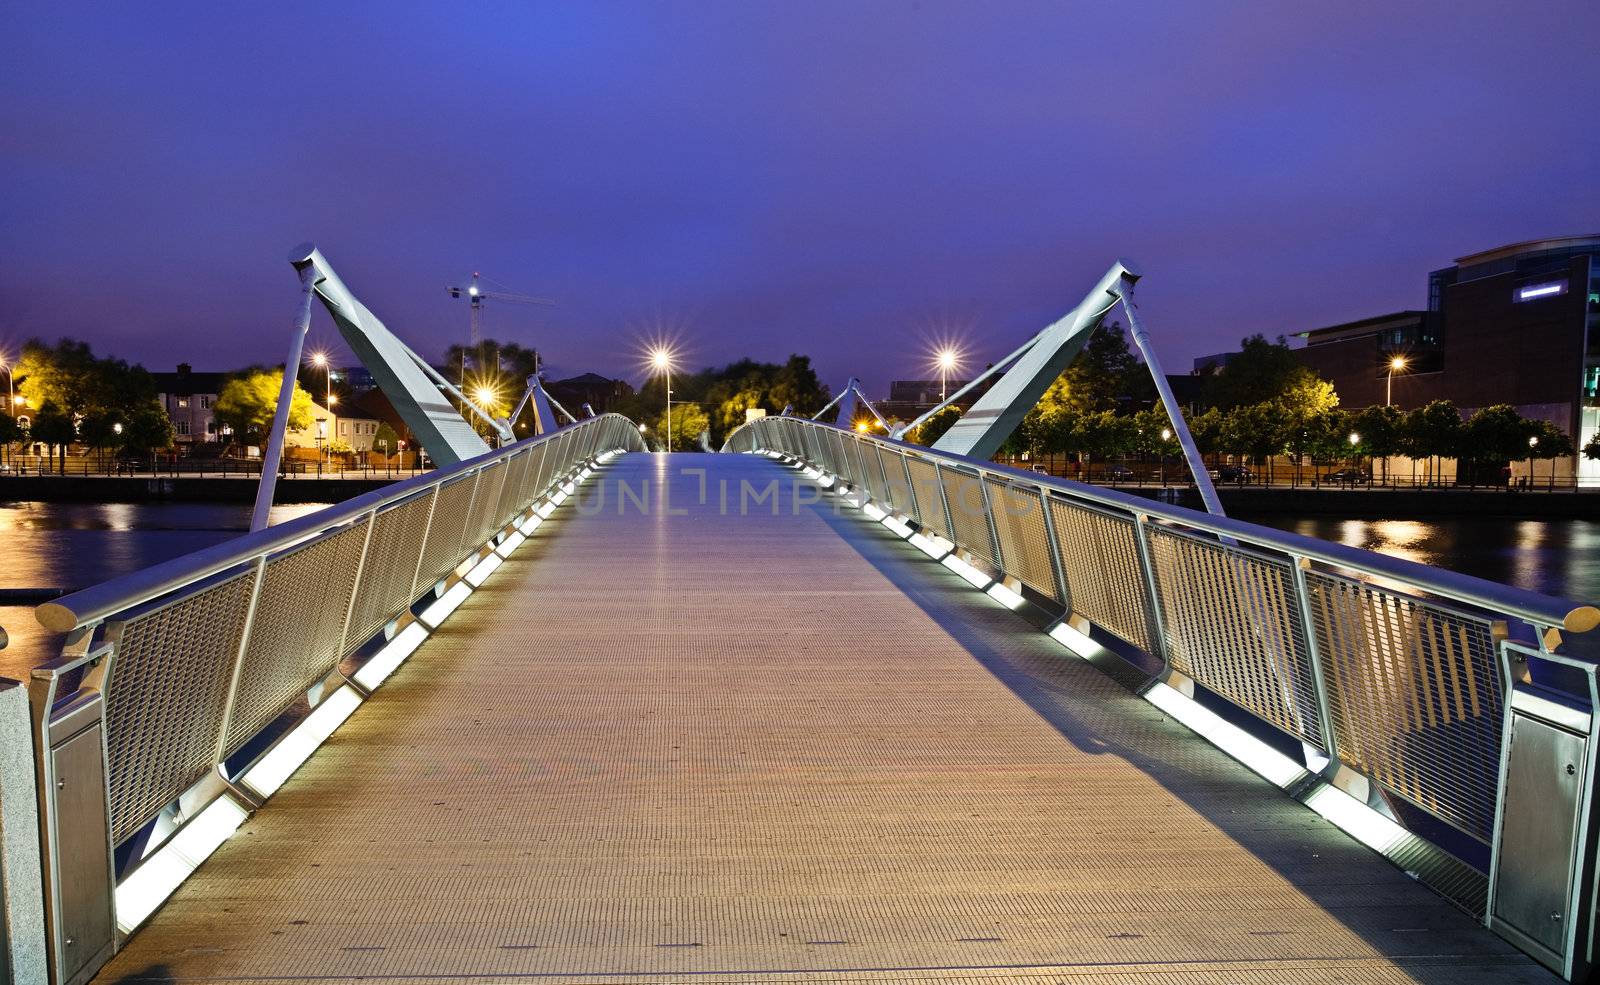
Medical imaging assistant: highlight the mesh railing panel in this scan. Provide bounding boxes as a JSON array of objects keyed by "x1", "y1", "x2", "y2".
[
  {"x1": 828, "y1": 429, "x2": 849, "y2": 481},
  {"x1": 222, "y1": 520, "x2": 370, "y2": 759},
  {"x1": 467, "y1": 460, "x2": 508, "y2": 547},
  {"x1": 874, "y1": 443, "x2": 908, "y2": 512},
  {"x1": 495, "y1": 449, "x2": 533, "y2": 524},
  {"x1": 105, "y1": 569, "x2": 256, "y2": 844},
  {"x1": 1306, "y1": 572, "x2": 1504, "y2": 841},
  {"x1": 938, "y1": 464, "x2": 1000, "y2": 570},
  {"x1": 416, "y1": 474, "x2": 478, "y2": 589},
  {"x1": 904, "y1": 454, "x2": 944, "y2": 533},
  {"x1": 985, "y1": 477, "x2": 1059, "y2": 603},
  {"x1": 850, "y1": 436, "x2": 879, "y2": 500},
  {"x1": 532, "y1": 437, "x2": 555, "y2": 498},
  {"x1": 1148, "y1": 527, "x2": 1323, "y2": 749},
  {"x1": 1046, "y1": 497, "x2": 1152, "y2": 653},
  {"x1": 799, "y1": 425, "x2": 817, "y2": 467},
  {"x1": 345, "y1": 491, "x2": 436, "y2": 651}
]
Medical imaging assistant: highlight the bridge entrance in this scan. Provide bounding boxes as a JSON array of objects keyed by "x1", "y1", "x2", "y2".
[{"x1": 91, "y1": 454, "x2": 1546, "y2": 983}]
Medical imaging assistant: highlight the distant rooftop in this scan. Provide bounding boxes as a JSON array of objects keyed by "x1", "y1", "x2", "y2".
[{"x1": 1453, "y1": 234, "x2": 1600, "y2": 267}]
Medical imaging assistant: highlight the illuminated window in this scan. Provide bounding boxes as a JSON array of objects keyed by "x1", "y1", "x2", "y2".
[{"x1": 1515, "y1": 280, "x2": 1567, "y2": 302}]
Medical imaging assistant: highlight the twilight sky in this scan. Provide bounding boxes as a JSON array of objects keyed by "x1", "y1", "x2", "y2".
[{"x1": 3, "y1": 2, "x2": 1597, "y2": 397}]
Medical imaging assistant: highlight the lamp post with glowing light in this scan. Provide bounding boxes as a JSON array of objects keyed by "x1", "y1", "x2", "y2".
[
  {"x1": 1159, "y1": 427, "x2": 1172, "y2": 486},
  {"x1": 936, "y1": 348, "x2": 960, "y2": 403},
  {"x1": 1386, "y1": 356, "x2": 1407, "y2": 407},
  {"x1": 651, "y1": 348, "x2": 675, "y2": 452},
  {"x1": 1528, "y1": 434, "x2": 1539, "y2": 490}
]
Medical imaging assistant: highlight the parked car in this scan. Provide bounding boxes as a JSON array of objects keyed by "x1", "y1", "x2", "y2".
[
  {"x1": 1322, "y1": 468, "x2": 1370, "y2": 485},
  {"x1": 1102, "y1": 463, "x2": 1134, "y2": 482},
  {"x1": 1214, "y1": 464, "x2": 1255, "y2": 483},
  {"x1": 1029, "y1": 464, "x2": 1050, "y2": 474}
]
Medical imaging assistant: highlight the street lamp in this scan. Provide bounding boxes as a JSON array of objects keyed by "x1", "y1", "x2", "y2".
[
  {"x1": 1528, "y1": 434, "x2": 1539, "y2": 489},
  {"x1": 935, "y1": 347, "x2": 961, "y2": 402},
  {"x1": 0, "y1": 354, "x2": 12, "y2": 415},
  {"x1": 650, "y1": 348, "x2": 675, "y2": 452},
  {"x1": 1386, "y1": 355, "x2": 1407, "y2": 407}
]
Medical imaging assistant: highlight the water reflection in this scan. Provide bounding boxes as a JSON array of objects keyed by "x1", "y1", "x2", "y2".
[
  {"x1": 1254, "y1": 514, "x2": 1600, "y2": 603},
  {"x1": 0, "y1": 501, "x2": 325, "y2": 678}
]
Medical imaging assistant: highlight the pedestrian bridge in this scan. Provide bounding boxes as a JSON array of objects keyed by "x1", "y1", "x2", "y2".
[{"x1": 7, "y1": 413, "x2": 1600, "y2": 985}]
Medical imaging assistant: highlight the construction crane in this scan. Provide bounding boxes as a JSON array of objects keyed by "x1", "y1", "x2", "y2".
[{"x1": 446, "y1": 272, "x2": 554, "y2": 346}]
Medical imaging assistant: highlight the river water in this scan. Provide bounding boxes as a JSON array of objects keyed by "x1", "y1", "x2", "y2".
[{"x1": 2, "y1": 501, "x2": 1597, "y2": 678}]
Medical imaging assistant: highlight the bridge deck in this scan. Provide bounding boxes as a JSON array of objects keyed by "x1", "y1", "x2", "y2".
[{"x1": 97, "y1": 454, "x2": 1550, "y2": 984}]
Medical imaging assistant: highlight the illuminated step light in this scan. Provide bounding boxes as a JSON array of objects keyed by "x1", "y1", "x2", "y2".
[
  {"x1": 352, "y1": 621, "x2": 427, "y2": 690},
  {"x1": 816, "y1": 475, "x2": 836, "y2": 488},
  {"x1": 861, "y1": 501, "x2": 888, "y2": 521},
  {"x1": 561, "y1": 480, "x2": 577, "y2": 495},
  {"x1": 985, "y1": 581, "x2": 1025, "y2": 610},
  {"x1": 909, "y1": 531, "x2": 952, "y2": 559},
  {"x1": 1144, "y1": 682, "x2": 1306, "y2": 789},
  {"x1": 495, "y1": 530, "x2": 526, "y2": 558},
  {"x1": 940, "y1": 552, "x2": 992, "y2": 589},
  {"x1": 550, "y1": 488, "x2": 570, "y2": 507},
  {"x1": 536, "y1": 499, "x2": 558, "y2": 519},
  {"x1": 519, "y1": 513, "x2": 545, "y2": 535},
  {"x1": 880, "y1": 514, "x2": 915, "y2": 539},
  {"x1": 418, "y1": 580, "x2": 472, "y2": 628},
  {"x1": 1302, "y1": 782, "x2": 1409, "y2": 855},
  {"x1": 115, "y1": 794, "x2": 250, "y2": 934},
  {"x1": 802, "y1": 467, "x2": 823, "y2": 480},
  {"x1": 239, "y1": 685, "x2": 363, "y2": 799},
  {"x1": 464, "y1": 551, "x2": 503, "y2": 587}
]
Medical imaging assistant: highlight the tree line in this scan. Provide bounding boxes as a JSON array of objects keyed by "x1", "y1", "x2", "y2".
[{"x1": 903, "y1": 329, "x2": 1591, "y2": 478}]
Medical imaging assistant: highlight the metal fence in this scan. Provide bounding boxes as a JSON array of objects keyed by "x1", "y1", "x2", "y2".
[
  {"x1": 725, "y1": 414, "x2": 1599, "y2": 850},
  {"x1": 24, "y1": 414, "x2": 644, "y2": 985}
]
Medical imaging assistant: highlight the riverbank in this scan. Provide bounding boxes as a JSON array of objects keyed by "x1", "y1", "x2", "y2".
[
  {"x1": 1207, "y1": 485, "x2": 1598, "y2": 518},
  {"x1": 0, "y1": 475, "x2": 397, "y2": 504}
]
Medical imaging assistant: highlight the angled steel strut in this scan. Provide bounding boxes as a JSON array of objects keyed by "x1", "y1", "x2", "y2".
[
  {"x1": 893, "y1": 260, "x2": 1223, "y2": 516},
  {"x1": 812, "y1": 377, "x2": 889, "y2": 431}
]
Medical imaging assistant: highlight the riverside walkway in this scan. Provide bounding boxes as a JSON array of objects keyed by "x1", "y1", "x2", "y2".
[{"x1": 88, "y1": 453, "x2": 1548, "y2": 984}]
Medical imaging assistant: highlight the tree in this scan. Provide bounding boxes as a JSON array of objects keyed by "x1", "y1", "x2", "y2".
[
  {"x1": 1220, "y1": 402, "x2": 1289, "y2": 463},
  {"x1": 0, "y1": 413, "x2": 20, "y2": 465},
  {"x1": 907, "y1": 405, "x2": 961, "y2": 446},
  {"x1": 1585, "y1": 431, "x2": 1600, "y2": 462},
  {"x1": 1401, "y1": 401, "x2": 1463, "y2": 485},
  {"x1": 1526, "y1": 419, "x2": 1575, "y2": 488},
  {"x1": 1201, "y1": 334, "x2": 1326, "y2": 410},
  {"x1": 654, "y1": 402, "x2": 709, "y2": 452},
  {"x1": 1352, "y1": 404, "x2": 1404, "y2": 480},
  {"x1": 1460, "y1": 405, "x2": 1535, "y2": 471},
  {"x1": 373, "y1": 422, "x2": 400, "y2": 458},
  {"x1": 78, "y1": 410, "x2": 125, "y2": 469},
  {"x1": 120, "y1": 405, "x2": 174, "y2": 469},
  {"x1": 30, "y1": 402, "x2": 76, "y2": 474},
  {"x1": 624, "y1": 355, "x2": 829, "y2": 449},
  {"x1": 215, "y1": 369, "x2": 315, "y2": 447}
]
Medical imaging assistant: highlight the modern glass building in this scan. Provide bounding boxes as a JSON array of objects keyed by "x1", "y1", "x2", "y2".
[{"x1": 1297, "y1": 235, "x2": 1600, "y2": 485}]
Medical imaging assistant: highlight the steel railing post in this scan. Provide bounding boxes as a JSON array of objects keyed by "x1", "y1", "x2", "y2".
[
  {"x1": 213, "y1": 555, "x2": 269, "y2": 771},
  {"x1": 1129, "y1": 513, "x2": 1171, "y2": 670},
  {"x1": 335, "y1": 509, "x2": 380, "y2": 658},
  {"x1": 1036, "y1": 490, "x2": 1072, "y2": 615},
  {"x1": 1289, "y1": 555, "x2": 1339, "y2": 763}
]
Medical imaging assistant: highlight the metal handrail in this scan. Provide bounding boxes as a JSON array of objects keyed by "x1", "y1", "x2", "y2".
[
  {"x1": 35, "y1": 415, "x2": 639, "y2": 636},
  {"x1": 724, "y1": 417, "x2": 1599, "y2": 635}
]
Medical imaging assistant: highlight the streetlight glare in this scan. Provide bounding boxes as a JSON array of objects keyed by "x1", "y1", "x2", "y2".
[
  {"x1": 1390, "y1": 356, "x2": 1407, "y2": 370},
  {"x1": 1160, "y1": 427, "x2": 1172, "y2": 441},
  {"x1": 473, "y1": 387, "x2": 496, "y2": 405},
  {"x1": 1348, "y1": 432, "x2": 1361, "y2": 445},
  {"x1": 651, "y1": 348, "x2": 674, "y2": 370},
  {"x1": 855, "y1": 421, "x2": 869, "y2": 433},
  {"x1": 311, "y1": 351, "x2": 328, "y2": 367}
]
